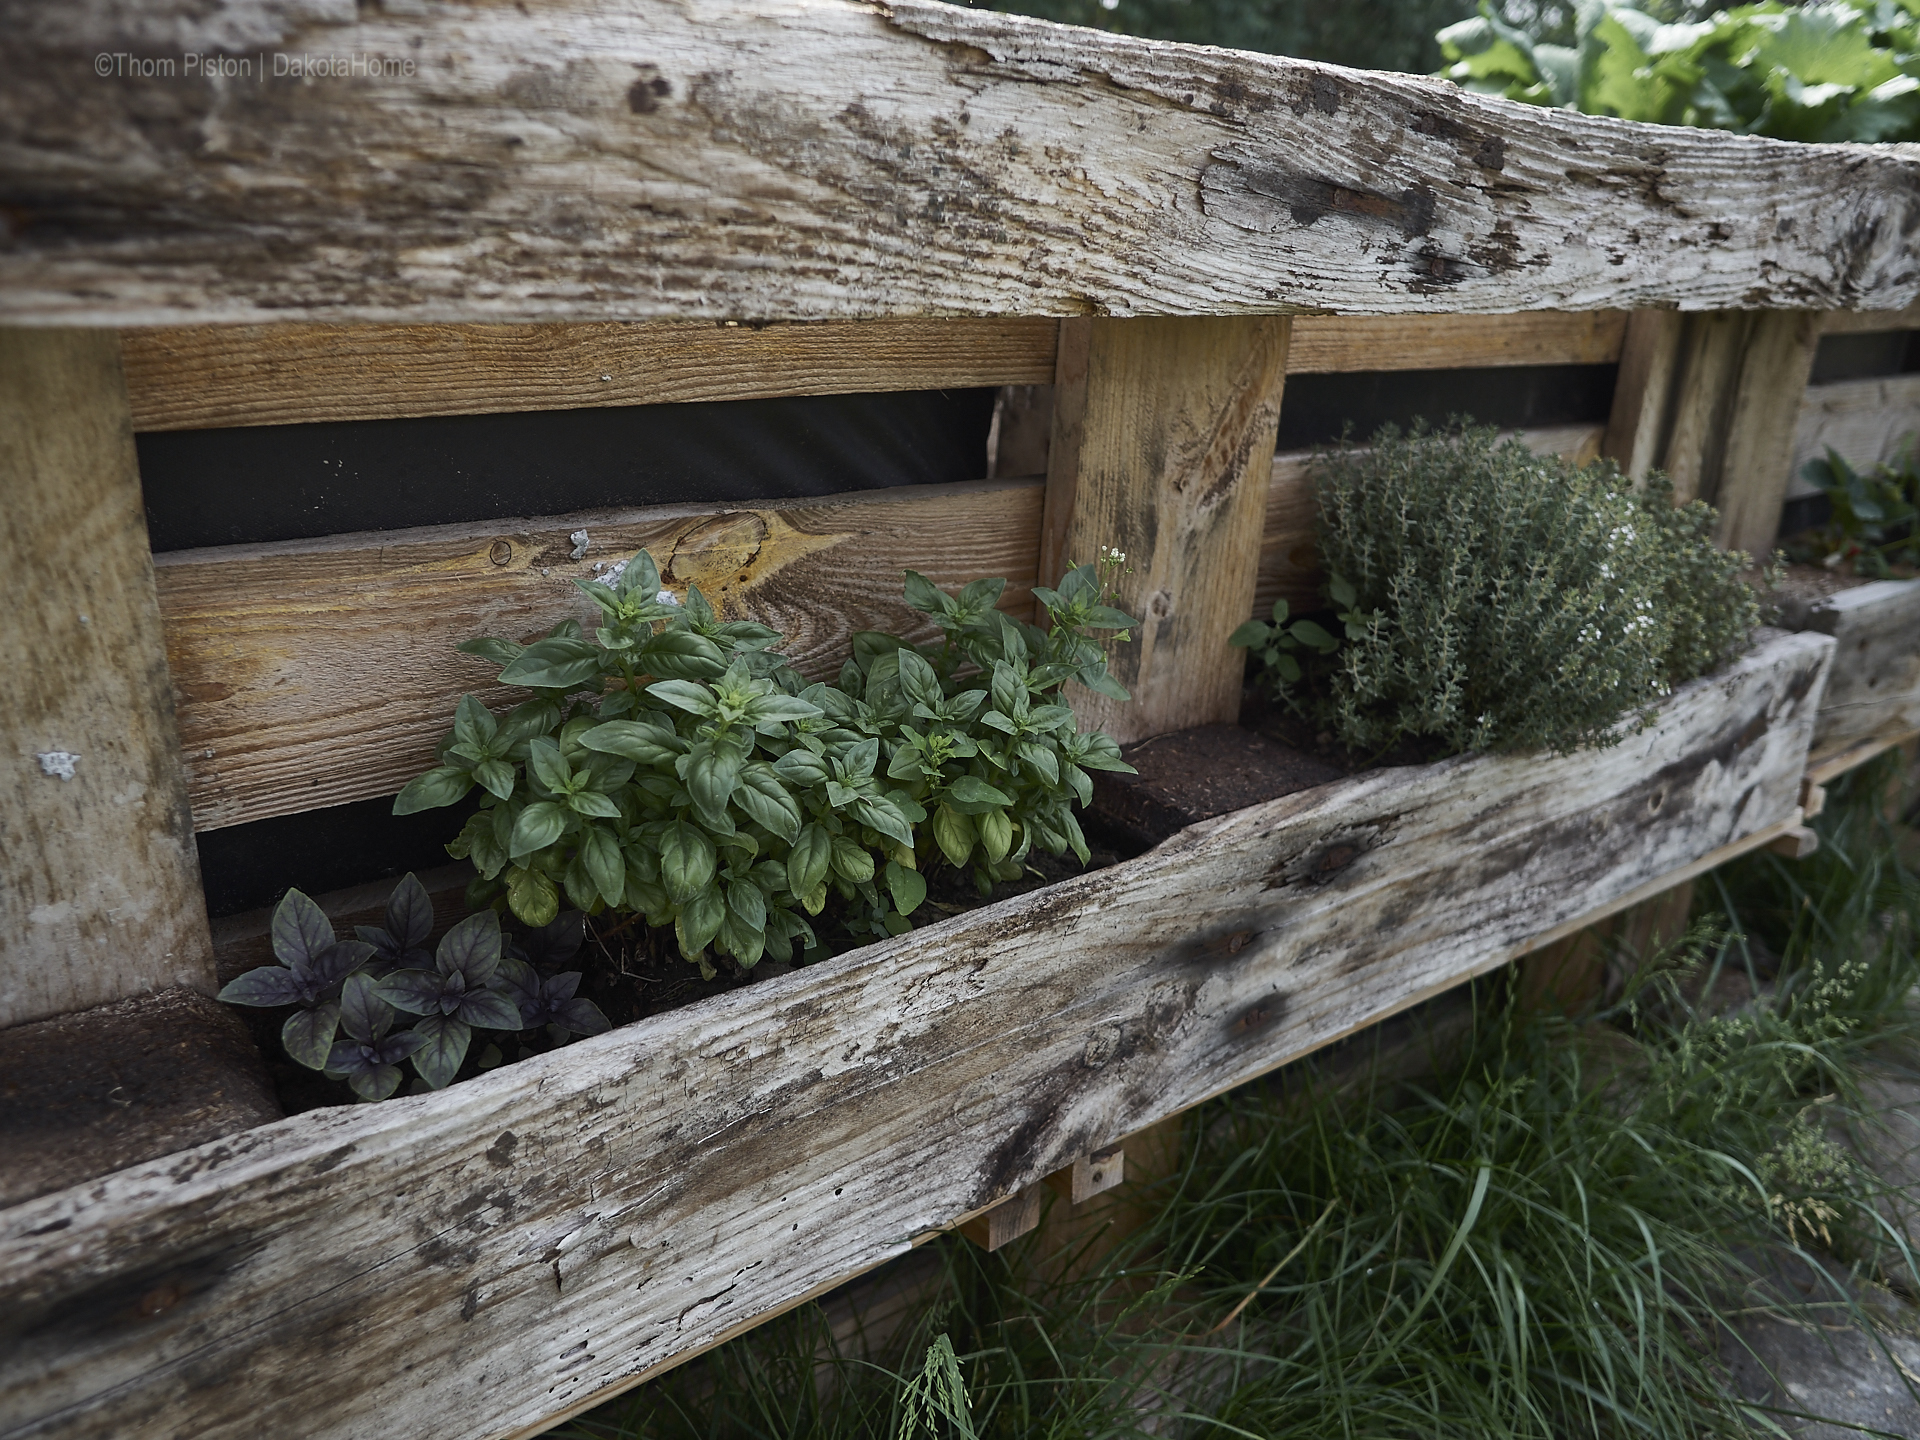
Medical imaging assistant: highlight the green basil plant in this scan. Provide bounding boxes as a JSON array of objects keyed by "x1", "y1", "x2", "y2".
[{"x1": 395, "y1": 553, "x2": 1138, "y2": 974}]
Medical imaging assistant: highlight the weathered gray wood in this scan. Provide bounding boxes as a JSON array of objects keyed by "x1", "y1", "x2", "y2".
[
  {"x1": 1596, "y1": 309, "x2": 1821, "y2": 551},
  {"x1": 5, "y1": 3, "x2": 1918, "y2": 325},
  {"x1": 0, "y1": 988, "x2": 280, "y2": 1209},
  {"x1": 0, "y1": 629, "x2": 1831, "y2": 1440},
  {"x1": 0, "y1": 330, "x2": 214, "y2": 1028},
  {"x1": 1779, "y1": 578, "x2": 1920, "y2": 764},
  {"x1": 1788, "y1": 374, "x2": 1920, "y2": 486},
  {"x1": 1041, "y1": 316, "x2": 1289, "y2": 743}
]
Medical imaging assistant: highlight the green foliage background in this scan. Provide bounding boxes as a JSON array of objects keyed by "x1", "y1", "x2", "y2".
[{"x1": 1440, "y1": 0, "x2": 1920, "y2": 142}]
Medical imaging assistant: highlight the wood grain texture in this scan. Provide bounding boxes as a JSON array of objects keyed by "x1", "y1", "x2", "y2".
[
  {"x1": 1821, "y1": 304, "x2": 1920, "y2": 334},
  {"x1": 1788, "y1": 374, "x2": 1920, "y2": 487},
  {"x1": 1602, "y1": 310, "x2": 1686, "y2": 479},
  {"x1": 155, "y1": 480, "x2": 1043, "y2": 831},
  {"x1": 6, "y1": 3, "x2": 1920, "y2": 325},
  {"x1": 0, "y1": 630, "x2": 1832, "y2": 1440},
  {"x1": 119, "y1": 320, "x2": 1061, "y2": 433},
  {"x1": 1287, "y1": 311, "x2": 1626, "y2": 373},
  {"x1": 0, "y1": 330, "x2": 213, "y2": 1028},
  {"x1": 119, "y1": 312, "x2": 1629, "y2": 436},
  {"x1": 1041, "y1": 316, "x2": 1290, "y2": 744},
  {"x1": 1252, "y1": 423, "x2": 1606, "y2": 617},
  {"x1": 1783, "y1": 579, "x2": 1920, "y2": 764},
  {"x1": 1597, "y1": 309, "x2": 1821, "y2": 550},
  {"x1": 1712, "y1": 311, "x2": 1824, "y2": 554}
]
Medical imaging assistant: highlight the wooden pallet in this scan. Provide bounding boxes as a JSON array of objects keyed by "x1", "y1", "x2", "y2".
[{"x1": 0, "y1": 630, "x2": 1832, "y2": 1440}]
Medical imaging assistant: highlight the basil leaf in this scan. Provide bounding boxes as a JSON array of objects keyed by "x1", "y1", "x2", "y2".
[
  {"x1": 510, "y1": 800, "x2": 570, "y2": 859},
  {"x1": 498, "y1": 637, "x2": 603, "y2": 690},
  {"x1": 393, "y1": 765, "x2": 475, "y2": 815}
]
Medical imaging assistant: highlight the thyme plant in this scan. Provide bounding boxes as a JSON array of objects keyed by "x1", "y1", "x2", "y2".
[
  {"x1": 1244, "y1": 423, "x2": 1759, "y2": 758},
  {"x1": 397, "y1": 552, "x2": 1134, "y2": 972}
]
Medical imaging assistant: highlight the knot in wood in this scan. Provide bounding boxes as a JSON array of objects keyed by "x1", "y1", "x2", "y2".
[
  {"x1": 669, "y1": 513, "x2": 769, "y2": 584},
  {"x1": 1146, "y1": 589, "x2": 1174, "y2": 621},
  {"x1": 488, "y1": 539, "x2": 513, "y2": 566}
]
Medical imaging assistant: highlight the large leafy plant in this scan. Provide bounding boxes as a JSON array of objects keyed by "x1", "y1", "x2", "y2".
[
  {"x1": 1239, "y1": 423, "x2": 1760, "y2": 759},
  {"x1": 1792, "y1": 443, "x2": 1920, "y2": 574},
  {"x1": 219, "y1": 875, "x2": 610, "y2": 1100},
  {"x1": 397, "y1": 554, "x2": 1135, "y2": 973},
  {"x1": 1439, "y1": 0, "x2": 1920, "y2": 143}
]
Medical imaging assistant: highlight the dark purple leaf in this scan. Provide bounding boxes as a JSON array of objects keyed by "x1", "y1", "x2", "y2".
[
  {"x1": 554, "y1": 997, "x2": 611, "y2": 1038},
  {"x1": 544, "y1": 971, "x2": 584, "y2": 1004},
  {"x1": 512, "y1": 911, "x2": 587, "y2": 970},
  {"x1": 347, "y1": 1065, "x2": 405, "y2": 1102},
  {"x1": 282, "y1": 1003, "x2": 341, "y2": 1070},
  {"x1": 386, "y1": 873, "x2": 435, "y2": 951},
  {"x1": 303, "y1": 939, "x2": 375, "y2": 994},
  {"x1": 270, "y1": 888, "x2": 335, "y2": 969},
  {"x1": 379, "y1": 1028, "x2": 428, "y2": 1063},
  {"x1": 218, "y1": 967, "x2": 303, "y2": 1008},
  {"x1": 410, "y1": 1015, "x2": 471, "y2": 1090},
  {"x1": 374, "y1": 969, "x2": 446, "y2": 1016},
  {"x1": 456, "y1": 989, "x2": 525, "y2": 1033},
  {"x1": 436, "y1": 911, "x2": 503, "y2": 985},
  {"x1": 326, "y1": 1038, "x2": 376, "y2": 1075},
  {"x1": 338, "y1": 973, "x2": 392, "y2": 1044}
]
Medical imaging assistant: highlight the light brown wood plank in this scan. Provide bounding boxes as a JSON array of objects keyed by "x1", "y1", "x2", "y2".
[
  {"x1": 156, "y1": 481, "x2": 1043, "y2": 832},
  {"x1": 6, "y1": 4, "x2": 1919, "y2": 324},
  {"x1": 1041, "y1": 316, "x2": 1289, "y2": 743},
  {"x1": 1288, "y1": 311, "x2": 1625, "y2": 374},
  {"x1": 1821, "y1": 305, "x2": 1920, "y2": 334},
  {"x1": 1252, "y1": 423, "x2": 1606, "y2": 618},
  {"x1": 1712, "y1": 312, "x2": 1824, "y2": 555},
  {"x1": 120, "y1": 319, "x2": 1060, "y2": 433},
  {"x1": 0, "y1": 330, "x2": 214, "y2": 1027},
  {"x1": 121, "y1": 312, "x2": 1632, "y2": 437},
  {"x1": 1788, "y1": 374, "x2": 1920, "y2": 484},
  {"x1": 0, "y1": 630, "x2": 1832, "y2": 1440}
]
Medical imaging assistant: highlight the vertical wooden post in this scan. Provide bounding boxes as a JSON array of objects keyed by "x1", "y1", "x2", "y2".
[
  {"x1": 0, "y1": 329, "x2": 214, "y2": 1029},
  {"x1": 1039, "y1": 316, "x2": 1291, "y2": 746},
  {"x1": 1602, "y1": 309, "x2": 1821, "y2": 553}
]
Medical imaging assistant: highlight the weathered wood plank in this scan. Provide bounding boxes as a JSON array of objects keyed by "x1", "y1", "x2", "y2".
[
  {"x1": 1252, "y1": 422, "x2": 1605, "y2": 617},
  {"x1": 0, "y1": 630, "x2": 1832, "y2": 1440},
  {"x1": 6, "y1": 3, "x2": 1919, "y2": 325},
  {"x1": 1779, "y1": 578, "x2": 1920, "y2": 764},
  {"x1": 1041, "y1": 316, "x2": 1289, "y2": 743},
  {"x1": 119, "y1": 313, "x2": 1627, "y2": 435},
  {"x1": 1595, "y1": 309, "x2": 1821, "y2": 551},
  {"x1": 155, "y1": 480, "x2": 1043, "y2": 831},
  {"x1": 1287, "y1": 311, "x2": 1626, "y2": 373},
  {"x1": 1712, "y1": 312, "x2": 1825, "y2": 554},
  {"x1": 1789, "y1": 374, "x2": 1920, "y2": 483},
  {"x1": 119, "y1": 320, "x2": 1061, "y2": 433},
  {"x1": 1821, "y1": 304, "x2": 1920, "y2": 335},
  {"x1": 0, "y1": 330, "x2": 214, "y2": 1028}
]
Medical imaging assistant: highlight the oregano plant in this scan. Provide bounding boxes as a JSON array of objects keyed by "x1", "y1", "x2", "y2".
[{"x1": 396, "y1": 553, "x2": 1137, "y2": 973}]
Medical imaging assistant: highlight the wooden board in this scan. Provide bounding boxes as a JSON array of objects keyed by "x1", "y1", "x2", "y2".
[
  {"x1": 1040, "y1": 316, "x2": 1289, "y2": 743},
  {"x1": 118, "y1": 313, "x2": 1628, "y2": 435},
  {"x1": 1252, "y1": 422, "x2": 1604, "y2": 617},
  {"x1": 1287, "y1": 311, "x2": 1625, "y2": 374},
  {"x1": 1712, "y1": 312, "x2": 1824, "y2": 555},
  {"x1": 1821, "y1": 305, "x2": 1920, "y2": 335},
  {"x1": 6, "y1": 4, "x2": 1919, "y2": 325},
  {"x1": 1596, "y1": 309, "x2": 1822, "y2": 552},
  {"x1": 0, "y1": 330, "x2": 214, "y2": 1028},
  {"x1": 155, "y1": 480, "x2": 1044, "y2": 832},
  {"x1": 0, "y1": 629, "x2": 1833, "y2": 1440},
  {"x1": 119, "y1": 320, "x2": 1060, "y2": 433},
  {"x1": 1785, "y1": 579, "x2": 1920, "y2": 765},
  {"x1": 1788, "y1": 374, "x2": 1920, "y2": 489}
]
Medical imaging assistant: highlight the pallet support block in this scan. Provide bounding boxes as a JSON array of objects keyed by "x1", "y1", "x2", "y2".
[{"x1": 0, "y1": 329, "x2": 215, "y2": 1028}]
